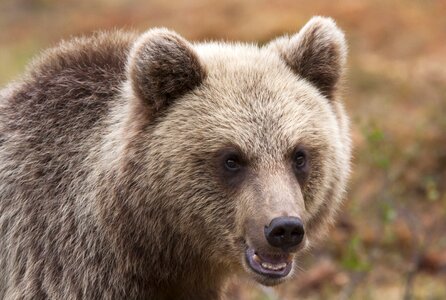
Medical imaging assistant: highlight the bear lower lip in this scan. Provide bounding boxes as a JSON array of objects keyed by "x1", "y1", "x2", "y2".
[{"x1": 245, "y1": 248, "x2": 293, "y2": 279}]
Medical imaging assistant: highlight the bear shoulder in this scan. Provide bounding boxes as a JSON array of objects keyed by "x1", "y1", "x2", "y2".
[
  {"x1": 27, "y1": 30, "x2": 137, "y2": 85},
  {"x1": 1, "y1": 31, "x2": 138, "y2": 142}
]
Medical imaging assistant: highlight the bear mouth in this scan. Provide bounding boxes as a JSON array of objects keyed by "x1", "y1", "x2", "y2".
[{"x1": 244, "y1": 247, "x2": 293, "y2": 279}]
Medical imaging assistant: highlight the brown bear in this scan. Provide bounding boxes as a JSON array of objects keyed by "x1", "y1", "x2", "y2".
[{"x1": 0, "y1": 16, "x2": 351, "y2": 299}]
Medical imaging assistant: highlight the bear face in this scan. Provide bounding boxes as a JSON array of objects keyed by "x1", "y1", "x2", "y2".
[{"x1": 123, "y1": 16, "x2": 350, "y2": 287}]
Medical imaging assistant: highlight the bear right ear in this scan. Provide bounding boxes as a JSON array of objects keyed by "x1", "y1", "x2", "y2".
[
  {"x1": 267, "y1": 17, "x2": 347, "y2": 100},
  {"x1": 127, "y1": 28, "x2": 206, "y2": 115}
]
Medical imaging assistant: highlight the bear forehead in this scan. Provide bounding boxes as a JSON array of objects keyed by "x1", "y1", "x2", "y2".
[
  {"x1": 195, "y1": 42, "x2": 296, "y2": 83},
  {"x1": 156, "y1": 43, "x2": 339, "y2": 159},
  {"x1": 193, "y1": 42, "x2": 333, "y2": 114}
]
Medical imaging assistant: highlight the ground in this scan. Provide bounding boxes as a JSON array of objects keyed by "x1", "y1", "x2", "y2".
[{"x1": 1, "y1": 0, "x2": 445, "y2": 299}]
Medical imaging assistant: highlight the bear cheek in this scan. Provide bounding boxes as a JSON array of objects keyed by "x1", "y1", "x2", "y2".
[{"x1": 301, "y1": 147, "x2": 341, "y2": 241}]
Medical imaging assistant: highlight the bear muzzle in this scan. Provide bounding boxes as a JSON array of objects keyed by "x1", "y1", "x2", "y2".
[{"x1": 242, "y1": 216, "x2": 306, "y2": 284}]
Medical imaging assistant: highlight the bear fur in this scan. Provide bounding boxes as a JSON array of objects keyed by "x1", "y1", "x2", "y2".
[{"x1": 0, "y1": 17, "x2": 351, "y2": 299}]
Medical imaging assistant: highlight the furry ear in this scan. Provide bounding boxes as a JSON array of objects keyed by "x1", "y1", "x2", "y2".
[
  {"x1": 127, "y1": 28, "x2": 206, "y2": 114},
  {"x1": 268, "y1": 17, "x2": 347, "y2": 100}
]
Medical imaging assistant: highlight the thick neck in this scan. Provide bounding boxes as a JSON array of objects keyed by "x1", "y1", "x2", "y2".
[{"x1": 155, "y1": 267, "x2": 226, "y2": 300}]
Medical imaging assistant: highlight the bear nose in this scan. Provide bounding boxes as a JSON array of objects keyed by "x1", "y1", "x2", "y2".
[{"x1": 264, "y1": 217, "x2": 305, "y2": 251}]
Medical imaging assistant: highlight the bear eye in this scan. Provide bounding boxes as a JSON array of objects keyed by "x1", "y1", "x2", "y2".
[
  {"x1": 216, "y1": 148, "x2": 247, "y2": 187},
  {"x1": 293, "y1": 150, "x2": 307, "y2": 171},
  {"x1": 224, "y1": 155, "x2": 241, "y2": 172}
]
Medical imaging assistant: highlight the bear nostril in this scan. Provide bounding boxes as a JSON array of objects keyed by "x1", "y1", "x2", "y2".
[
  {"x1": 264, "y1": 217, "x2": 305, "y2": 251},
  {"x1": 291, "y1": 229, "x2": 301, "y2": 237},
  {"x1": 272, "y1": 227, "x2": 286, "y2": 238}
]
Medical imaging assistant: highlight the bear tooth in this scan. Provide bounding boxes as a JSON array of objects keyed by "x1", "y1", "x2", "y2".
[
  {"x1": 261, "y1": 262, "x2": 271, "y2": 269},
  {"x1": 261, "y1": 262, "x2": 287, "y2": 271},
  {"x1": 277, "y1": 263, "x2": 287, "y2": 269},
  {"x1": 253, "y1": 254, "x2": 261, "y2": 264}
]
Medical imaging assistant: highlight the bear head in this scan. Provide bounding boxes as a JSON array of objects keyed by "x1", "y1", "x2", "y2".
[{"x1": 123, "y1": 16, "x2": 350, "y2": 286}]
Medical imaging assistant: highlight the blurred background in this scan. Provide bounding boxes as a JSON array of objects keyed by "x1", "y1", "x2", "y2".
[{"x1": 1, "y1": 0, "x2": 445, "y2": 299}]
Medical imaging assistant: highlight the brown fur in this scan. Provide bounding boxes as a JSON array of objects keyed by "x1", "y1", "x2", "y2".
[
  {"x1": 128, "y1": 29, "x2": 207, "y2": 116},
  {"x1": 0, "y1": 17, "x2": 351, "y2": 299},
  {"x1": 268, "y1": 16, "x2": 347, "y2": 100}
]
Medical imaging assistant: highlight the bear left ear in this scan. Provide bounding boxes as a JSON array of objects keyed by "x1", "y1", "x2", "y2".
[
  {"x1": 127, "y1": 28, "x2": 206, "y2": 115},
  {"x1": 267, "y1": 17, "x2": 347, "y2": 100}
]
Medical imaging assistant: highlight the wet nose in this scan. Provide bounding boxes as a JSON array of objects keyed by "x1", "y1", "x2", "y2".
[{"x1": 264, "y1": 217, "x2": 305, "y2": 251}]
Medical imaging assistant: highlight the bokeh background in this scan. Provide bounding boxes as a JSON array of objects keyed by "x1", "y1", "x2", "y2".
[{"x1": 1, "y1": 0, "x2": 445, "y2": 299}]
